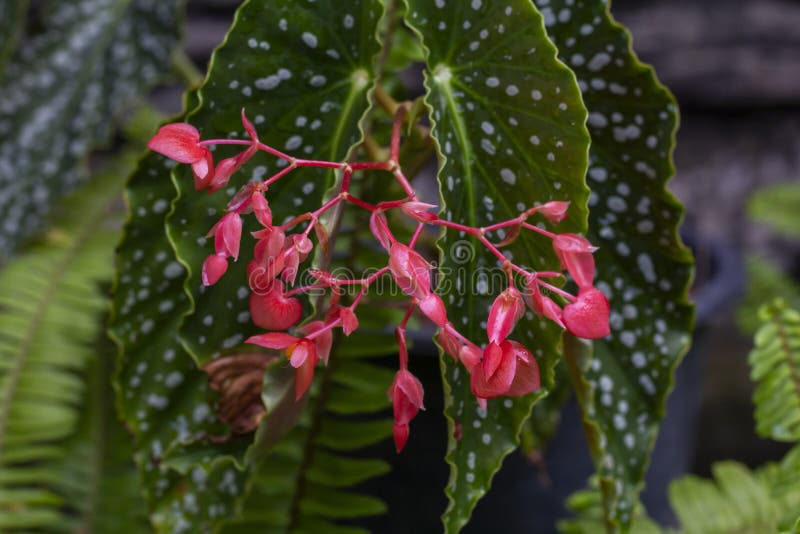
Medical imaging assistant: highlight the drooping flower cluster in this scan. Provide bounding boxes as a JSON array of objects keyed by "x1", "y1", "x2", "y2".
[{"x1": 147, "y1": 108, "x2": 610, "y2": 452}]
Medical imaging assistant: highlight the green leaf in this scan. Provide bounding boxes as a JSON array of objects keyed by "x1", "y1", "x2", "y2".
[
  {"x1": 110, "y1": 150, "x2": 250, "y2": 533},
  {"x1": 167, "y1": 0, "x2": 383, "y2": 365},
  {"x1": 50, "y1": 334, "x2": 149, "y2": 534},
  {"x1": 0, "y1": 0, "x2": 182, "y2": 258},
  {"x1": 748, "y1": 182, "x2": 800, "y2": 239},
  {"x1": 748, "y1": 299, "x2": 800, "y2": 442},
  {"x1": 535, "y1": 1, "x2": 695, "y2": 529},
  {"x1": 0, "y1": 153, "x2": 130, "y2": 531},
  {"x1": 558, "y1": 477, "x2": 661, "y2": 534},
  {"x1": 403, "y1": 1, "x2": 590, "y2": 531},
  {"x1": 737, "y1": 257, "x2": 800, "y2": 335},
  {"x1": 222, "y1": 302, "x2": 394, "y2": 533},
  {"x1": 670, "y1": 462, "x2": 781, "y2": 534},
  {"x1": 0, "y1": 0, "x2": 28, "y2": 74}
]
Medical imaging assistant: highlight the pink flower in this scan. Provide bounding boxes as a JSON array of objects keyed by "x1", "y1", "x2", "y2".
[
  {"x1": 209, "y1": 213, "x2": 242, "y2": 260},
  {"x1": 287, "y1": 339, "x2": 318, "y2": 400},
  {"x1": 202, "y1": 253, "x2": 229, "y2": 286},
  {"x1": 470, "y1": 340, "x2": 540, "y2": 398},
  {"x1": 470, "y1": 341, "x2": 517, "y2": 399},
  {"x1": 563, "y1": 287, "x2": 610, "y2": 339},
  {"x1": 524, "y1": 278, "x2": 566, "y2": 329},
  {"x1": 553, "y1": 234, "x2": 597, "y2": 290},
  {"x1": 339, "y1": 307, "x2": 359, "y2": 336},
  {"x1": 538, "y1": 201, "x2": 570, "y2": 223},
  {"x1": 505, "y1": 341, "x2": 541, "y2": 397},
  {"x1": 388, "y1": 369, "x2": 425, "y2": 452},
  {"x1": 419, "y1": 293, "x2": 447, "y2": 326},
  {"x1": 297, "y1": 321, "x2": 333, "y2": 366},
  {"x1": 400, "y1": 201, "x2": 438, "y2": 223},
  {"x1": 147, "y1": 123, "x2": 214, "y2": 187},
  {"x1": 245, "y1": 332, "x2": 321, "y2": 401},
  {"x1": 369, "y1": 210, "x2": 394, "y2": 251},
  {"x1": 249, "y1": 284, "x2": 302, "y2": 331},
  {"x1": 389, "y1": 243, "x2": 432, "y2": 300},
  {"x1": 486, "y1": 287, "x2": 525, "y2": 343}
]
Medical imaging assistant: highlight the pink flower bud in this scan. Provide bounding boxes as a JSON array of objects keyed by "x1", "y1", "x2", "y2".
[
  {"x1": 389, "y1": 243, "x2": 432, "y2": 300},
  {"x1": 241, "y1": 108, "x2": 259, "y2": 142},
  {"x1": 563, "y1": 287, "x2": 610, "y2": 339},
  {"x1": 388, "y1": 369, "x2": 425, "y2": 428},
  {"x1": 470, "y1": 341, "x2": 517, "y2": 399},
  {"x1": 538, "y1": 201, "x2": 570, "y2": 223},
  {"x1": 553, "y1": 234, "x2": 597, "y2": 290},
  {"x1": 250, "y1": 193, "x2": 272, "y2": 227},
  {"x1": 486, "y1": 287, "x2": 525, "y2": 343},
  {"x1": 525, "y1": 280, "x2": 566, "y2": 329},
  {"x1": 340, "y1": 307, "x2": 359, "y2": 336},
  {"x1": 400, "y1": 201, "x2": 439, "y2": 223},
  {"x1": 249, "y1": 284, "x2": 302, "y2": 331},
  {"x1": 212, "y1": 213, "x2": 242, "y2": 260},
  {"x1": 202, "y1": 253, "x2": 228, "y2": 286},
  {"x1": 419, "y1": 293, "x2": 447, "y2": 326},
  {"x1": 208, "y1": 156, "x2": 239, "y2": 193},
  {"x1": 459, "y1": 344, "x2": 481, "y2": 373},
  {"x1": 293, "y1": 234, "x2": 313, "y2": 256},
  {"x1": 192, "y1": 152, "x2": 215, "y2": 187},
  {"x1": 370, "y1": 210, "x2": 394, "y2": 251},
  {"x1": 393, "y1": 423, "x2": 410, "y2": 453}
]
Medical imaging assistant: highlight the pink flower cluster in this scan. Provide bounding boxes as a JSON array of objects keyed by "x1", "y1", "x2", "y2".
[{"x1": 147, "y1": 109, "x2": 610, "y2": 453}]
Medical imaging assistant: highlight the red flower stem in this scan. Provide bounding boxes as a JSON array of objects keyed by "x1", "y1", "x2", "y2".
[
  {"x1": 534, "y1": 271, "x2": 564, "y2": 279},
  {"x1": 481, "y1": 218, "x2": 523, "y2": 233},
  {"x1": 285, "y1": 283, "x2": 329, "y2": 297},
  {"x1": 395, "y1": 302, "x2": 415, "y2": 370},
  {"x1": 301, "y1": 196, "x2": 342, "y2": 235},
  {"x1": 342, "y1": 192, "x2": 377, "y2": 212},
  {"x1": 305, "y1": 318, "x2": 342, "y2": 341},
  {"x1": 409, "y1": 223, "x2": 424, "y2": 249},
  {"x1": 537, "y1": 279, "x2": 576, "y2": 302},
  {"x1": 255, "y1": 141, "x2": 292, "y2": 161},
  {"x1": 392, "y1": 168, "x2": 415, "y2": 197},
  {"x1": 376, "y1": 195, "x2": 415, "y2": 210},
  {"x1": 262, "y1": 163, "x2": 298, "y2": 187},
  {"x1": 350, "y1": 161, "x2": 393, "y2": 171},
  {"x1": 295, "y1": 159, "x2": 344, "y2": 170},
  {"x1": 521, "y1": 222, "x2": 557, "y2": 240},
  {"x1": 349, "y1": 266, "x2": 392, "y2": 309}
]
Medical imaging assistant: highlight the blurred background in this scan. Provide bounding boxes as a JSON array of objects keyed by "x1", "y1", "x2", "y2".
[{"x1": 164, "y1": 0, "x2": 800, "y2": 529}]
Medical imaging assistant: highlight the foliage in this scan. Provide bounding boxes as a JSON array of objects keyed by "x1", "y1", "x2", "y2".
[
  {"x1": 737, "y1": 258, "x2": 800, "y2": 335},
  {"x1": 748, "y1": 182, "x2": 800, "y2": 239},
  {"x1": 0, "y1": 153, "x2": 137, "y2": 530},
  {"x1": 749, "y1": 300, "x2": 800, "y2": 442},
  {"x1": 0, "y1": 0, "x2": 182, "y2": 259},
  {"x1": 0, "y1": 0, "x2": 701, "y2": 532}
]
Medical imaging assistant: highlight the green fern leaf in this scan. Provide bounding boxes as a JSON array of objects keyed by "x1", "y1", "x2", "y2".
[
  {"x1": 669, "y1": 462, "x2": 781, "y2": 534},
  {"x1": 0, "y1": 153, "x2": 132, "y2": 531},
  {"x1": 748, "y1": 182, "x2": 800, "y2": 239},
  {"x1": 749, "y1": 300, "x2": 800, "y2": 441},
  {"x1": 737, "y1": 258, "x2": 800, "y2": 335}
]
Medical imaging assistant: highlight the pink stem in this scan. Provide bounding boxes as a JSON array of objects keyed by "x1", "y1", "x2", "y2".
[
  {"x1": 197, "y1": 139, "x2": 252, "y2": 148},
  {"x1": 537, "y1": 279, "x2": 576, "y2": 302},
  {"x1": 263, "y1": 163, "x2": 297, "y2": 187},
  {"x1": 521, "y1": 222, "x2": 557, "y2": 240},
  {"x1": 408, "y1": 223, "x2": 424, "y2": 249}
]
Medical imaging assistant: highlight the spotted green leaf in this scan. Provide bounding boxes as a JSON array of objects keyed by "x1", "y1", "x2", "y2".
[
  {"x1": 0, "y1": 0, "x2": 182, "y2": 259},
  {"x1": 749, "y1": 299, "x2": 800, "y2": 442},
  {"x1": 110, "y1": 151, "x2": 249, "y2": 533},
  {"x1": 403, "y1": 1, "x2": 590, "y2": 530},
  {"x1": 535, "y1": 1, "x2": 694, "y2": 529},
  {"x1": 167, "y1": 0, "x2": 383, "y2": 365}
]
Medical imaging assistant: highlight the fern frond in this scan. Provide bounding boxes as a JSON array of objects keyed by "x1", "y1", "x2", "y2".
[
  {"x1": 670, "y1": 462, "x2": 783, "y2": 534},
  {"x1": 0, "y1": 154, "x2": 132, "y2": 530},
  {"x1": 749, "y1": 300, "x2": 800, "y2": 441},
  {"x1": 737, "y1": 257, "x2": 800, "y2": 335},
  {"x1": 221, "y1": 300, "x2": 396, "y2": 533}
]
